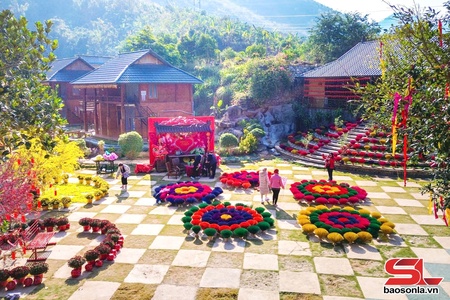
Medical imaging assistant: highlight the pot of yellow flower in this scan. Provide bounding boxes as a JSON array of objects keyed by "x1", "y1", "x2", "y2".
[{"x1": 85, "y1": 194, "x2": 94, "y2": 204}]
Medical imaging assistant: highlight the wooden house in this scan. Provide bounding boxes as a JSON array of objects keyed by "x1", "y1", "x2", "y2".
[
  {"x1": 70, "y1": 49, "x2": 202, "y2": 140},
  {"x1": 300, "y1": 41, "x2": 381, "y2": 109}
]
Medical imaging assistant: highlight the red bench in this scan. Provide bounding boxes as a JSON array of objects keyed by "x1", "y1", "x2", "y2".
[{"x1": 23, "y1": 220, "x2": 56, "y2": 262}]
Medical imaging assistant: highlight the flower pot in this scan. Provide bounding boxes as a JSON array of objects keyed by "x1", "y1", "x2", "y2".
[
  {"x1": 33, "y1": 274, "x2": 43, "y2": 285},
  {"x1": 71, "y1": 268, "x2": 82, "y2": 278},
  {"x1": 66, "y1": 223, "x2": 71, "y2": 229},
  {"x1": 42, "y1": 206, "x2": 49, "y2": 211},
  {"x1": 0, "y1": 280, "x2": 8, "y2": 287},
  {"x1": 94, "y1": 196, "x2": 101, "y2": 201},
  {"x1": 110, "y1": 249, "x2": 117, "y2": 256},
  {"x1": 52, "y1": 205, "x2": 59, "y2": 210},
  {"x1": 101, "y1": 228, "x2": 108, "y2": 235},
  {"x1": 85, "y1": 263, "x2": 94, "y2": 272},
  {"x1": 114, "y1": 244, "x2": 121, "y2": 251},
  {"x1": 92, "y1": 227, "x2": 100, "y2": 233},
  {"x1": 106, "y1": 253, "x2": 115, "y2": 261},
  {"x1": 86, "y1": 199, "x2": 93, "y2": 204},
  {"x1": 83, "y1": 225, "x2": 91, "y2": 231},
  {"x1": 46, "y1": 226, "x2": 54, "y2": 232},
  {"x1": 58, "y1": 225, "x2": 67, "y2": 231},
  {"x1": 95, "y1": 260, "x2": 103, "y2": 267},
  {"x1": 6, "y1": 280, "x2": 16, "y2": 291},
  {"x1": 100, "y1": 253, "x2": 108, "y2": 260},
  {"x1": 15, "y1": 277, "x2": 25, "y2": 284},
  {"x1": 23, "y1": 277, "x2": 33, "y2": 287},
  {"x1": 63, "y1": 204, "x2": 70, "y2": 209}
]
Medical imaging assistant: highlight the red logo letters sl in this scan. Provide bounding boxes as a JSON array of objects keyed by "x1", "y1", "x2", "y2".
[{"x1": 385, "y1": 258, "x2": 443, "y2": 286}]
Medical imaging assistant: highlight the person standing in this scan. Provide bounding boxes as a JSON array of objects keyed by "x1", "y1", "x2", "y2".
[
  {"x1": 323, "y1": 153, "x2": 336, "y2": 181},
  {"x1": 206, "y1": 151, "x2": 217, "y2": 179},
  {"x1": 269, "y1": 169, "x2": 284, "y2": 206},
  {"x1": 116, "y1": 163, "x2": 131, "y2": 190},
  {"x1": 258, "y1": 168, "x2": 270, "y2": 204},
  {"x1": 191, "y1": 154, "x2": 202, "y2": 180}
]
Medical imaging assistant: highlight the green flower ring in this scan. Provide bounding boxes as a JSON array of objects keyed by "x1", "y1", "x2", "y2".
[
  {"x1": 290, "y1": 180, "x2": 368, "y2": 205},
  {"x1": 297, "y1": 205, "x2": 396, "y2": 244},
  {"x1": 181, "y1": 202, "x2": 275, "y2": 239}
]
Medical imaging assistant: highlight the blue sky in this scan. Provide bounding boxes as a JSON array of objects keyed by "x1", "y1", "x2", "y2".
[{"x1": 314, "y1": 0, "x2": 446, "y2": 21}]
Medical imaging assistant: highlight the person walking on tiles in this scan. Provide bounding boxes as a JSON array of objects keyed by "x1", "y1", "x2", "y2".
[
  {"x1": 258, "y1": 168, "x2": 270, "y2": 204},
  {"x1": 116, "y1": 163, "x2": 131, "y2": 191},
  {"x1": 323, "y1": 153, "x2": 336, "y2": 181},
  {"x1": 269, "y1": 169, "x2": 285, "y2": 206}
]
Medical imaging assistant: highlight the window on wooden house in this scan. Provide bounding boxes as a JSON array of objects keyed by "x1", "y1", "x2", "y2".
[{"x1": 139, "y1": 84, "x2": 158, "y2": 102}]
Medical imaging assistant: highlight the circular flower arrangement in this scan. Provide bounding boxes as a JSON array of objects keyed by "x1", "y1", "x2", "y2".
[
  {"x1": 154, "y1": 181, "x2": 223, "y2": 205},
  {"x1": 297, "y1": 205, "x2": 396, "y2": 244},
  {"x1": 182, "y1": 202, "x2": 275, "y2": 240},
  {"x1": 219, "y1": 171, "x2": 262, "y2": 189},
  {"x1": 290, "y1": 180, "x2": 367, "y2": 205}
]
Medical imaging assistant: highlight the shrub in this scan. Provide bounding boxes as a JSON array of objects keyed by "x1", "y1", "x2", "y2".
[
  {"x1": 183, "y1": 223, "x2": 193, "y2": 231},
  {"x1": 220, "y1": 229, "x2": 233, "y2": 239},
  {"x1": 0, "y1": 269, "x2": 10, "y2": 281},
  {"x1": 233, "y1": 227, "x2": 248, "y2": 238},
  {"x1": 203, "y1": 228, "x2": 217, "y2": 237},
  {"x1": 29, "y1": 262, "x2": 49, "y2": 275},
  {"x1": 257, "y1": 221, "x2": 271, "y2": 231},
  {"x1": 219, "y1": 133, "x2": 239, "y2": 154},
  {"x1": 95, "y1": 244, "x2": 111, "y2": 255},
  {"x1": 79, "y1": 217, "x2": 92, "y2": 226},
  {"x1": 247, "y1": 225, "x2": 260, "y2": 235},
  {"x1": 68, "y1": 255, "x2": 86, "y2": 269},
  {"x1": 10, "y1": 266, "x2": 30, "y2": 279},
  {"x1": 118, "y1": 131, "x2": 143, "y2": 159},
  {"x1": 239, "y1": 131, "x2": 258, "y2": 154},
  {"x1": 56, "y1": 217, "x2": 69, "y2": 226},
  {"x1": 90, "y1": 219, "x2": 101, "y2": 228},
  {"x1": 43, "y1": 217, "x2": 57, "y2": 227},
  {"x1": 191, "y1": 225, "x2": 201, "y2": 235},
  {"x1": 84, "y1": 249, "x2": 100, "y2": 261}
]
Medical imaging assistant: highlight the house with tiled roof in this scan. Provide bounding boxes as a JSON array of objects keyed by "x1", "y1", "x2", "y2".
[
  {"x1": 300, "y1": 40, "x2": 381, "y2": 109},
  {"x1": 45, "y1": 57, "x2": 98, "y2": 125},
  {"x1": 71, "y1": 49, "x2": 202, "y2": 140}
]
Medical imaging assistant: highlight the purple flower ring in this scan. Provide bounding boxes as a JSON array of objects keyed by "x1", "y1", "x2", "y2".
[
  {"x1": 290, "y1": 180, "x2": 367, "y2": 205},
  {"x1": 154, "y1": 181, "x2": 223, "y2": 205}
]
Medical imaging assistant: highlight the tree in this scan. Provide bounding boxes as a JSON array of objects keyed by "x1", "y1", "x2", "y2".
[
  {"x1": 219, "y1": 133, "x2": 239, "y2": 154},
  {"x1": 0, "y1": 154, "x2": 35, "y2": 220},
  {"x1": 0, "y1": 10, "x2": 65, "y2": 159},
  {"x1": 306, "y1": 12, "x2": 381, "y2": 64},
  {"x1": 355, "y1": 3, "x2": 450, "y2": 211}
]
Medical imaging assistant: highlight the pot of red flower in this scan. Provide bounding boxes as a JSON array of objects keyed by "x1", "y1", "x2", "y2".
[
  {"x1": 68, "y1": 255, "x2": 86, "y2": 278},
  {"x1": 90, "y1": 219, "x2": 101, "y2": 233},
  {"x1": 100, "y1": 220, "x2": 112, "y2": 234},
  {"x1": 56, "y1": 217, "x2": 69, "y2": 231},
  {"x1": 29, "y1": 262, "x2": 49, "y2": 285},
  {"x1": 0, "y1": 269, "x2": 10, "y2": 287},
  {"x1": 84, "y1": 249, "x2": 100, "y2": 272},
  {"x1": 95, "y1": 244, "x2": 111, "y2": 261},
  {"x1": 43, "y1": 217, "x2": 57, "y2": 232},
  {"x1": 78, "y1": 217, "x2": 92, "y2": 231},
  {"x1": 10, "y1": 265, "x2": 30, "y2": 285}
]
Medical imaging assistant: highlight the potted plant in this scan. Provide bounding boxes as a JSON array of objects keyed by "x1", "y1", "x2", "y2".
[
  {"x1": 79, "y1": 217, "x2": 92, "y2": 231},
  {"x1": 62, "y1": 174, "x2": 69, "y2": 184},
  {"x1": 0, "y1": 269, "x2": 10, "y2": 287},
  {"x1": 100, "y1": 220, "x2": 112, "y2": 234},
  {"x1": 43, "y1": 217, "x2": 57, "y2": 232},
  {"x1": 68, "y1": 255, "x2": 86, "y2": 278},
  {"x1": 56, "y1": 217, "x2": 69, "y2": 231},
  {"x1": 51, "y1": 198, "x2": 60, "y2": 210},
  {"x1": 40, "y1": 197, "x2": 50, "y2": 211},
  {"x1": 84, "y1": 176, "x2": 92, "y2": 185},
  {"x1": 90, "y1": 219, "x2": 101, "y2": 233},
  {"x1": 85, "y1": 193, "x2": 94, "y2": 204},
  {"x1": 29, "y1": 262, "x2": 48, "y2": 285},
  {"x1": 95, "y1": 244, "x2": 111, "y2": 260},
  {"x1": 77, "y1": 174, "x2": 85, "y2": 184},
  {"x1": 84, "y1": 249, "x2": 100, "y2": 271},
  {"x1": 10, "y1": 265, "x2": 30, "y2": 284},
  {"x1": 61, "y1": 196, "x2": 72, "y2": 209},
  {"x1": 94, "y1": 190, "x2": 103, "y2": 201}
]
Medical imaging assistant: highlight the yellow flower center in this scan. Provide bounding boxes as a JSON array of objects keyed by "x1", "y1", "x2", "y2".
[
  {"x1": 312, "y1": 185, "x2": 340, "y2": 194},
  {"x1": 174, "y1": 186, "x2": 198, "y2": 194},
  {"x1": 220, "y1": 214, "x2": 232, "y2": 220}
]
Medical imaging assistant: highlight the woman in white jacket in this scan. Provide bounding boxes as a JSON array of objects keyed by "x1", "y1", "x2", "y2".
[
  {"x1": 258, "y1": 168, "x2": 270, "y2": 204},
  {"x1": 116, "y1": 163, "x2": 131, "y2": 190}
]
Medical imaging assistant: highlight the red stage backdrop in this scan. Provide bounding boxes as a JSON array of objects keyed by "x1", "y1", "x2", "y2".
[{"x1": 148, "y1": 116, "x2": 215, "y2": 166}]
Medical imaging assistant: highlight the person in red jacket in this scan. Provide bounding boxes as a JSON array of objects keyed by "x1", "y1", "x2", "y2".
[
  {"x1": 323, "y1": 153, "x2": 336, "y2": 181},
  {"x1": 269, "y1": 169, "x2": 285, "y2": 206}
]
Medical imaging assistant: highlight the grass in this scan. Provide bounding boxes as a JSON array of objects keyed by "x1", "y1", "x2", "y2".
[
  {"x1": 196, "y1": 288, "x2": 239, "y2": 300},
  {"x1": 403, "y1": 236, "x2": 442, "y2": 248},
  {"x1": 279, "y1": 293, "x2": 323, "y2": 300},
  {"x1": 111, "y1": 283, "x2": 157, "y2": 300},
  {"x1": 319, "y1": 274, "x2": 363, "y2": 298},
  {"x1": 278, "y1": 229, "x2": 309, "y2": 242},
  {"x1": 86, "y1": 262, "x2": 134, "y2": 281},
  {"x1": 349, "y1": 259, "x2": 386, "y2": 277},
  {"x1": 41, "y1": 183, "x2": 98, "y2": 203},
  {"x1": 421, "y1": 225, "x2": 450, "y2": 236},
  {"x1": 377, "y1": 245, "x2": 418, "y2": 260},
  {"x1": 162, "y1": 266, "x2": 205, "y2": 286},
  {"x1": 25, "y1": 278, "x2": 83, "y2": 300}
]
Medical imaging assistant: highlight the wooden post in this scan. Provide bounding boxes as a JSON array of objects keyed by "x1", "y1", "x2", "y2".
[
  {"x1": 120, "y1": 84, "x2": 126, "y2": 133},
  {"x1": 83, "y1": 89, "x2": 88, "y2": 132},
  {"x1": 94, "y1": 89, "x2": 99, "y2": 135}
]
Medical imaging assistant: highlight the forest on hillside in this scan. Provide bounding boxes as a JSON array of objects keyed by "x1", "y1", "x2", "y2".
[{"x1": 1, "y1": 0, "x2": 380, "y2": 116}]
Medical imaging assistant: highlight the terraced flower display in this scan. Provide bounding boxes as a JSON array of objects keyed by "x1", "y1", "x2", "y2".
[
  {"x1": 182, "y1": 202, "x2": 275, "y2": 240},
  {"x1": 153, "y1": 181, "x2": 223, "y2": 205},
  {"x1": 290, "y1": 180, "x2": 367, "y2": 205},
  {"x1": 297, "y1": 205, "x2": 396, "y2": 244},
  {"x1": 219, "y1": 171, "x2": 261, "y2": 189}
]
